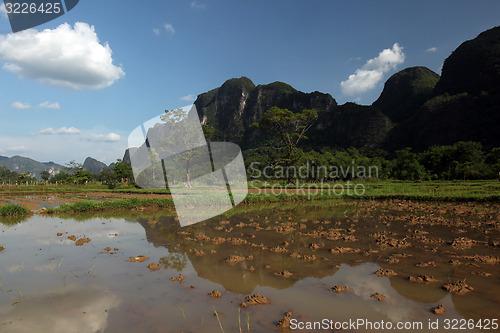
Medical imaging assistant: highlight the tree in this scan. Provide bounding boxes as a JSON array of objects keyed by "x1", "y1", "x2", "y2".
[
  {"x1": 252, "y1": 106, "x2": 318, "y2": 182},
  {"x1": 113, "y1": 159, "x2": 134, "y2": 185},
  {"x1": 391, "y1": 148, "x2": 427, "y2": 180},
  {"x1": 160, "y1": 108, "x2": 205, "y2": 188},
  {"x1": 73, "y1": 171, "x2": 93, "y2": 185},
  {"x1": 64, "y1": 160, "x2": 83, "y2": 174},
  {"x1": 40, "y1": 171, "x2": 51, "y2": 181}
]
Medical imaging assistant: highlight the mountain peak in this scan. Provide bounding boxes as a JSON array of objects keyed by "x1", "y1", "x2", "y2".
[
  {"x1": 434, "y1": 25, "x2": 500, "y2": 96},
  {"x1": 373, "y1": 66, "x2": 440, "y2": 122}
]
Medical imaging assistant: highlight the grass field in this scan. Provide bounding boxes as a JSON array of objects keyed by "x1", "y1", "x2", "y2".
[{"x1": 1, "y1": 180, "x2": 499, "y2": 215}]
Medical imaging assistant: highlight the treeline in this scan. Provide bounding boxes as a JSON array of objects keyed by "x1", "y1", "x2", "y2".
[
  {"x1": 244, "y1": 141, "x2": 500, "y2": 181},
  {"x1": 0, "y1": 160, "x2": 135, "y2": 188}
]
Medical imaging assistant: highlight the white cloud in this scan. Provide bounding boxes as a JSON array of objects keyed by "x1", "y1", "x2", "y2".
[
  {"x1": 341, "y1": 43, "x2": 405, "y2": 96},
  {"x1": 12, "y1": 101, "x2": 31, "y2": 109},
  {"x1": 164, "y1": 23, "x2": 175, "y2": 34},
  {"x1": 40, "y1": 127, "x2": 81, "y2": 135},
  {"x1": 0, "y1": 22, "x2": 125, "y2": 90},
  {"x1": 93, "y1": 132, "x2": 121, "y2": 142},
  {"x1": 5, "y1": 145, "x2": 26, "y2": 152},
  {"x1": 39, "y1": 101, "x2": 60, "y2": 109},
  {"x1": 180, "y1": 94, "x2": 196, "y2": 102},
  {"x1": 426, "y1": 47, "x2": 437, "y2": 53},
  {"x1": 190, "y1": 1, "x2": 206, "y2": 9},
  {"x1": 153, "y1": 28, "x2": 160, "y2": 36}
]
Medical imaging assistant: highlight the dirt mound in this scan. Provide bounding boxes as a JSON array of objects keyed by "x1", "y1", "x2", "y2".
[
  {"x1": 371, "y1": 293, "x2": 385, "y2": 302},
  {"x1": 374, "y1": 269, "x2": 396, "y2": 277},
  {"x1": 240, "y1": 294, "x2": 271, "y2": 308},
  {"x1": 276, "y1": 312, "x2": 292, "y2": 329},
  {"x1": 331, "y1": 285, "x2": 350, "y2": 293},
  {"x1": 126, "y1": 255, "x2": 149, "y2": 263},
  {"x1": 75, "y1": 238, "x2": 91, "y2": 246},
  {"x1": 208, "y1": 290, "x2": 222, "y2": 299},
  {"x1": 443, "y1": 280, "x2": 473, "y2": 295}
]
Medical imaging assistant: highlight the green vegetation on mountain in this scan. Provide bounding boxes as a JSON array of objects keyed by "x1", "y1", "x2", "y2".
[
  {"x1": 83, "y1": 157, "x2": 107, "y2": 174},
  {"x1": 373, "y1": 66, "x2": 440, "y2": 122}
]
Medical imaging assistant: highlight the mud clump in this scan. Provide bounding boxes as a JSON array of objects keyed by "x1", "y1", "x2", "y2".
[
  {"x1": 147, "y1": 263, "x2": 162, "y2": 271},
  {"x1": 309, "y1": 243, "x2": 320, "y2": 251},
  {"x1": 270, "y1": 246, "x2": 288, "y2": 253},
  {"x1": 330, "y1": 247, "x2": 360, "y2": 254},
  {"x1": 274, "y1": 270, "x2": 292, "y2": 278},
  {"x1": 75, "y1": 238, "x2": 91, "y2": 246},
  {"x1": 302, "y1": 254, "x2": 317, "y2": 261},
  {"x1": 464, "y1": 255, "x2": 499, "y2": 264},
  {"x1": 416, "y1": 261, "x2": 435, "y2": 267},
  {"x1": 385, "y1": 256, "x2": 399, "y2": 264},
  {"x1": 375, "y1": 235, "x2": 410, "y2": 248},
  {"x1": 126, "y1": 255, "x2": 149, "y2": 263},
  {"x1": 276, "y1": 312, "x2": 292, "y2": 329},
  {"x1": 443, "y1": 280, "x2": 473, "y2": 295},
  {"x1": 171, "y1": 274, "x2": 184, "y2": 283},
  {"x1": 225, "y1": 255, "x2": 253, "y2": 265},
  {"x1": 450, "y1": 237, "x2": 475, "y2": 248},
  {"x1": 409, "y1": 275, "x2": 437, "y2": 283},
  {"x1": 104, "y1": 247, "x2": 112, "y2": 252},
  {"x1": 208, "y1": 290, "x2": 222, "y2": 299},
  {"x1": 0, "y1": 246, "x2": 4, "y2": 252},
  {"x1": 56, "y1": 232, "x2": 63, "y2": 236},
  {"x1": 240, "y1": 294, "x2": 271, "y2": 308},
  {"x1": 331, "y1": 285, "x2": 350, "y2": 293},
  {"x1": 371, "y1": 293, "x2": 385, "y2": 302},
  {"x1": 68, "y1": 235, "x2": 77, "y2": 241},
  {"x1": 432, "y1": 305, "x2": 445, "y2": 315},
  {"x1": 374, "y1": 269, "x2": 396, "y2": 277}
]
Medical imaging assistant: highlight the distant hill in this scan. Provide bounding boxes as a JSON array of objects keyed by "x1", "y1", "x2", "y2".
[
  {"x1": 82, "y1": 157, "x2": 107, "y2": 174},
  {"x1": 0, "y1": 156, "x2": 64, "y2": 180}
]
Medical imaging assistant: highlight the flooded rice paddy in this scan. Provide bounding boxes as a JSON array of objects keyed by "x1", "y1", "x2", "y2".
[{"x1": 0, "y1": 199, "x2": 499, "y2": 332}]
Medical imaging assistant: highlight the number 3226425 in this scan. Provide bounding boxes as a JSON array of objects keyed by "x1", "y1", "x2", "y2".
[{"x1": 5, "y1": 2, "x2": 62, "y2": 14}]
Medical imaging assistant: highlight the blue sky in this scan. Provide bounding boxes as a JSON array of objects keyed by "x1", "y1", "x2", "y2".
[{"x1": 0, "y1": 0, "x2": 499, "y2": 165}]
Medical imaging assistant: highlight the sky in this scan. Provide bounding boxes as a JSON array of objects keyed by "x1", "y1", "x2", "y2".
[{"x1": 0, "y1": 0, "x2": 499, "y2": 165}]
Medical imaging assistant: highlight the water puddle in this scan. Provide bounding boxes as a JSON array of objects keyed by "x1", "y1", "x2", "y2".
[{"x1": 0, "y1": 200, "x2": 498, "y2": 332}]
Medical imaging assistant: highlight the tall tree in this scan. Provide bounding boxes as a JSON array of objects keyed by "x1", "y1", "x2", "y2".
[{"x1": 252, "y1": 106, "x2": 318, "y2": 182}]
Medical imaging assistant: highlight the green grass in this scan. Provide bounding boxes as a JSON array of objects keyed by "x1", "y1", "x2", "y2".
[
  {"x1": 0, "y1": 204, "x2": 31, "y2": 216},
  {"x1": 15, "y1": 180, "x2": 500, "y2": 217},
  {"x1": 246, "y1": 180, "x2": 500, "y2": 203},
  {"x1": 44, "y1": 197, "x2": 174, "y2": 213}
]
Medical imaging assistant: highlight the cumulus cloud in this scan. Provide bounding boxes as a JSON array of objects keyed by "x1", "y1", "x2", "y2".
[
  {"x1": 164, "y1": 23, "x2": 175, "y2": 34},
  {"x1": 93, "y1": 132, "x2": 121, "y2": 142},
  {"x1": 426, "y1": 47, "x2": 437, "y2": 53},
  {"x1": 191, "y1": 1, "x2": 206, "y2": 9},
  {"x1": 341, "y1": 43, "x2": 405, "y2": 96},
  {"x1": 12, "y1": 101, "x2": 31, "y2": 109},
  {"x1": 0, "y1": 22, "x2": 125, "y2": 90},
  {"x1": 39, "y1": 101, "x2": 60, "y2": 109},
  {"x1": 180, "y1": 94, "x2": 196, "y2": 102},
  {"x1": 40, "y1": 127, "x2": 81, "y2": 135}
]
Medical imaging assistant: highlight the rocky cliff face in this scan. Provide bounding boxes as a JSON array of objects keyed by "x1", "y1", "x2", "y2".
[
  {"x1": 385, "y1": 26, "x2": 500, "y2": 150},
  {"x1": 434, "y1": 26, "x2": 500, "y2": 96},
  {"x1": 194, "y1": 76, "x2": 392, "y2": 150},
  {"x1": 83, "y1": 157, "x2": 107, "y2": 174}
]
